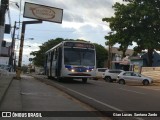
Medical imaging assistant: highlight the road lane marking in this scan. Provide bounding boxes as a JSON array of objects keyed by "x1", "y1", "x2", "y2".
[
  {"x1": 119, "y1": 88, "x2": 146, "y2": 95},
  {"x1": 48, "y1": 81, "x2": 144, "y2": 120},
  {"x1": 54, "y1": 82, "x2": 123, "y2": 111},
  {"x1": 67, "y1": 88, "x2": 123, "y2": 111}
]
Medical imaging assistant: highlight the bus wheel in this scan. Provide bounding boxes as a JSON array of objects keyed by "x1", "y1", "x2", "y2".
[
  {"x1": 57, "y1": 77, "x2": 62, "y2": 82},
  {"x1": 48, "y1": 76, "x2": 51, "y2": 79},
  {"x1": 82, "y1": 78, "x2": 87, "y2": 83}
]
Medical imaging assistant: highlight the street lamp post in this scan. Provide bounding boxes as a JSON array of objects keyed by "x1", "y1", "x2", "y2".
[
  {"x1": 27, "y1": 38, "x2": 34, "y2": 40},
  {"x1": 24, "y1": 45, "x2": 31, "y2": 47}
]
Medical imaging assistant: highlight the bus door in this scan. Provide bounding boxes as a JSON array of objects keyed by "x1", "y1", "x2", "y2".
[
  {"x1": 56, "y1": 47, "x2": 62, "y2": 77},
  {"x1": 52, "y1": 50, "x2": 56, "y2": 77},
  {"x1": 46, "y1": 53, "x2": 51, "y2": 77},
  {"x1": 50, "y1": 51, "x2": 54, "y2": 77},
  {"x1": 44, "y1": 55, "x2": 48, "y2": 75}
]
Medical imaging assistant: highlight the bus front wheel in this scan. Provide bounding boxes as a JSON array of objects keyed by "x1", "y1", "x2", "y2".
[
  {"x1": 82, "y1": 78, "x2": 87, "y2": 83},
  {"x1": 57, "y1": 77, "x2": 62, "y2": 82}
]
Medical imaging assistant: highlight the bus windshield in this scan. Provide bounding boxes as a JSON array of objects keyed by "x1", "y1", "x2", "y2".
[{"x1": 64, "y1": 48, "x2": 95, "y2": 66}]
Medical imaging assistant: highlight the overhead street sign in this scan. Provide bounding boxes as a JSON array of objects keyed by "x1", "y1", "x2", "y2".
[
  {"x1": 29, "y1": 58, "x2": 33, "y2": 61},
  {"x1": 23, "y1": 2, "x2": 63, "y2": 23}
]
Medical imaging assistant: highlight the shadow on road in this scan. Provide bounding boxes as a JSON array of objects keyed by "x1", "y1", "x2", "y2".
[{"x1": 50, "y1": 77, "x2": 93, "y2": 85}]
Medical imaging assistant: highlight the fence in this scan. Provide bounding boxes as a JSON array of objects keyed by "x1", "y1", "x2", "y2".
[{"x1": 141, "y1": 67, "x2": 160, "y2": 72}]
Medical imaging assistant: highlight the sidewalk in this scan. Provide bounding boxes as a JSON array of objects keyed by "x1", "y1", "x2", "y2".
[
  {"x1": 0, "y1": 73, "x2": 15, "y2": 105},
  {"x1": 0, "y1": 74, "x2": 104, "y2": 119}
]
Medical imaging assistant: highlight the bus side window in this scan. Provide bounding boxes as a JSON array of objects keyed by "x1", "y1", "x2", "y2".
[
  {"x1": 48, "y1": 52, "x2": 51, "y2": 61},
  {"x1": 55, "y1": 48, "x2": 58, "y2": 60},
  {"x1": 51, "y1": 50, "x2": 54, "y2": 61},
  {"x1": 45, "y1": 55, "x2": 48, "y2": 62},
  {"x1": 53, "y1": 50, "x2": 56, "y2": 60},
  {"x1": 47, "y1": 53, "x2": 50, "y2": 62}
]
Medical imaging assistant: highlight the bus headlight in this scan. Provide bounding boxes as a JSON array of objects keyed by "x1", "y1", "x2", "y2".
[
  {"x1": 86, "y1": 69, "x2": 94, "y2": 72},
  {"x1": 71, "y1": 69, "x2": 75, "y2": 72},
  {"x1": 86, "y1": 70, "x2": 89, "y2": 72}
]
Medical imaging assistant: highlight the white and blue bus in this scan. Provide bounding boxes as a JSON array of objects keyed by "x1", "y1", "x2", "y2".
[{"x1": 45, "y1": 41, "x2": 96, "y2": 83}]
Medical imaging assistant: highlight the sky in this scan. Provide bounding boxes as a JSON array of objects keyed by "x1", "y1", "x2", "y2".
[{"x1": 4, "y1": 0, "x2": 126, "y2": 65}]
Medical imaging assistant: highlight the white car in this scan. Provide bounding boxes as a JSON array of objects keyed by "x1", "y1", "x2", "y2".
[
  {"x1": 94, "y1": 68, "x2": 108, "y2": 80},
  {"x1": 117, "y1": 71, "x2": 153, "y2": 85},
  {"x1": 102, "y1": 69, "x2": 124, "y2": 82}
]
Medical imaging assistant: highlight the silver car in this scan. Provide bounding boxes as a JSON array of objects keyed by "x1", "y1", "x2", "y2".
[{"x1": 117, "y1": 71, "x2": 153, "y2": 85}]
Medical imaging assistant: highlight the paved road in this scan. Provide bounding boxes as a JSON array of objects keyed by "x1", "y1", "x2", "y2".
[
  {"x1": 1, "y1": 74, "x2": 160, "y2": 120},
  {"x1": 34, "y1": 77, "x2": 160, "y2": 120},
  {"x1": 0, "y1": 75, "x2": 104, "y2": 120},
  {"x1": 50, "y1": 79, "x2": 160, "y2": 110}
]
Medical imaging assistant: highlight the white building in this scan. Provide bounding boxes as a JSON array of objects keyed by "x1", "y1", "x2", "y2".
[{"x1": 0, "y1": 40, "x2": 12, "y2": 69}]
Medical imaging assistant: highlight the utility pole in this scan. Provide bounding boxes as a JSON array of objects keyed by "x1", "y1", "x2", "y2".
[
  {"x1": 108, "y1": 44, "x2": 112, "y2": 69},
  {"x1": 107, "y1": 32, "x2": 113, "y2": 69},
  {"x1": 9, "y1": 21, "x2": 17, "y2": 71},
  {"x1": 16, "y1": 20, "x2": 42, "y2": 79},
  {"x1": 0, "y1": 0, "x2": 9, "y2": 55}
]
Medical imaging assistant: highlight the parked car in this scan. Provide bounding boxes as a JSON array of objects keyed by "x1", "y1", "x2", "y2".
[
  {"x1": 117, "y1": 71, "x2": 153, "y2": 85},
  {"x1": 94, "y1": 68, "x2": 108, "y2": 80},
  {"x1": 102, "y1": 69, "x2": 124, "y2": 82}
]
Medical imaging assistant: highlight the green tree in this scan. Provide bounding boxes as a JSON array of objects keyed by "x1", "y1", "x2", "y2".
[
  {"x1": 30, "y1": 38, "x2": 64, "y2": 66},
  {"x1": 103, "y1": 3, "x2": 134, "y2": 57},
  {"x1": 94, "y1": 43, "x2": 108, "y2": 68},
  {"x1": 103, "y1": 0, "x2": 160, "y2": 66}
]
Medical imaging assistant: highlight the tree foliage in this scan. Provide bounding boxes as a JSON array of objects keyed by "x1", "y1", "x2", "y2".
[
  {"x1": 30, "y1": 38, "x2": 64, "y2": 66},
  {"x1": 94, "y1": 43, "x2": 108, "y2": 68},
  {"x1": 102, "y1": 0, "x2": 160, "y2": 66},
  {"x1": 30, "y1": 38, "x2": 107, "y2": 68}
]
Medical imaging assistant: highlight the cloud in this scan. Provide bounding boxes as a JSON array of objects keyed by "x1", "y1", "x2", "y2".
[
  {"x1": 76, "y1": 24, "x2": 108, "y2": 45},
  {"x1": 19, "y1": 0, "x2": 118, "y2": 24},
  {"x1": 7, "y1": 0, "x2": 125, "y2": 65},
  {"x1": 15, "y1": 40, "x2": 41, "y2": 65},
  {"x1": 59, "y1": 0, "x2": 115, "y2": 24}
]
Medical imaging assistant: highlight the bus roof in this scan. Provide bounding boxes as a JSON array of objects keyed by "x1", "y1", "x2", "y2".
[{"x1": 45, "y1": 41, "x2": 94, "y2": 54}]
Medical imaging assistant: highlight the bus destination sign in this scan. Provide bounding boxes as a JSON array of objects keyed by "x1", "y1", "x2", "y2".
[{"x1": 64, "y1": 42, "x2": 94, "y2": 49}]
